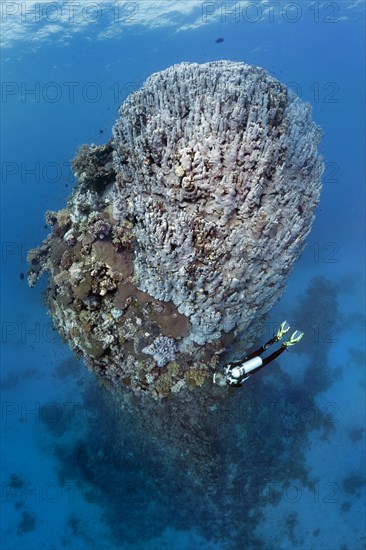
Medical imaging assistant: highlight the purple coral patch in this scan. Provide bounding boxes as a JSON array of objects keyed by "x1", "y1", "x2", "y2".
[{"x1": 142, "y1": 336, "x2": 178, "y2": 367}]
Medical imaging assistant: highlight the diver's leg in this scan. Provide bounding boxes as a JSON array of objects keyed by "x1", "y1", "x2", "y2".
[
  {"x1": 229, "y1": 337, "x2": 280, "y2": 367},
  {"x1": 227, "y1": 322, "x2": 291, "y2": 367},
  {"x1": 245, "y1": 321, "x2": 291, "y2": 360},
  {"x1": 249, "y1": 329, "x2": 304, "y2": 375},
  {"x1": 244, "y1": 335, "x2": 278, "y2": 361},
  {"x1": 247, "y1": 345, "x2": 287, "y2": 375}
]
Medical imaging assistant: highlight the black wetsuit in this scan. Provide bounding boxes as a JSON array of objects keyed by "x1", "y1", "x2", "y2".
[{"x1": 226, "y1": 335, "x2": 288, "y2": 386}]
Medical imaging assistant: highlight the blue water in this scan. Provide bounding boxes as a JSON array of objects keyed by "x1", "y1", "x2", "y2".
[{"x1": 1, "y1": 2, "x2": 365, "y2": 549}]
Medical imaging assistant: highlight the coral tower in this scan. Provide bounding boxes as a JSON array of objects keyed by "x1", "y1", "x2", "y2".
[{"x1": 28, "y1": 61, "x2": 323, "y2": 398}]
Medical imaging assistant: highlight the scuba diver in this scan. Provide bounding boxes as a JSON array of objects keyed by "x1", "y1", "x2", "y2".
[{"x1": 213, "y1": 321, "x2": 303, "y2": 387}]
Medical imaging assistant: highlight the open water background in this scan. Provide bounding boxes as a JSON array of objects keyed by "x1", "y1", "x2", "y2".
[{"x1": 1, "y1": 2, "x2": 365, "y2": 549}]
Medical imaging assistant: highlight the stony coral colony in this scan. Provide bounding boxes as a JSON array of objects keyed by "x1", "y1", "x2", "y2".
[{"x1": 28, "y1": 61, "x2": 323, "y2": 398}]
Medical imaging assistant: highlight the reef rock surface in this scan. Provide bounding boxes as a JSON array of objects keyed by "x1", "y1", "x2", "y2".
[{"x1": 28, "y1": 61, "x2": 323, "y2": 398}]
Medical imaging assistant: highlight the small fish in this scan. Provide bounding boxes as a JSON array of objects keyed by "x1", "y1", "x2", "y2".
[
  {"x1": 215, "y1": 37, "x2": 224, "y2": 43},
  {"x1": 20, "y1": 272, "x2": 25, "y2": 280}
]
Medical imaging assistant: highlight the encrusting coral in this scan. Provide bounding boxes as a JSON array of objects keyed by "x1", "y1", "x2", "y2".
[{"x1": 28, "y1": 61, "x2": 323, "y2": 398}]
